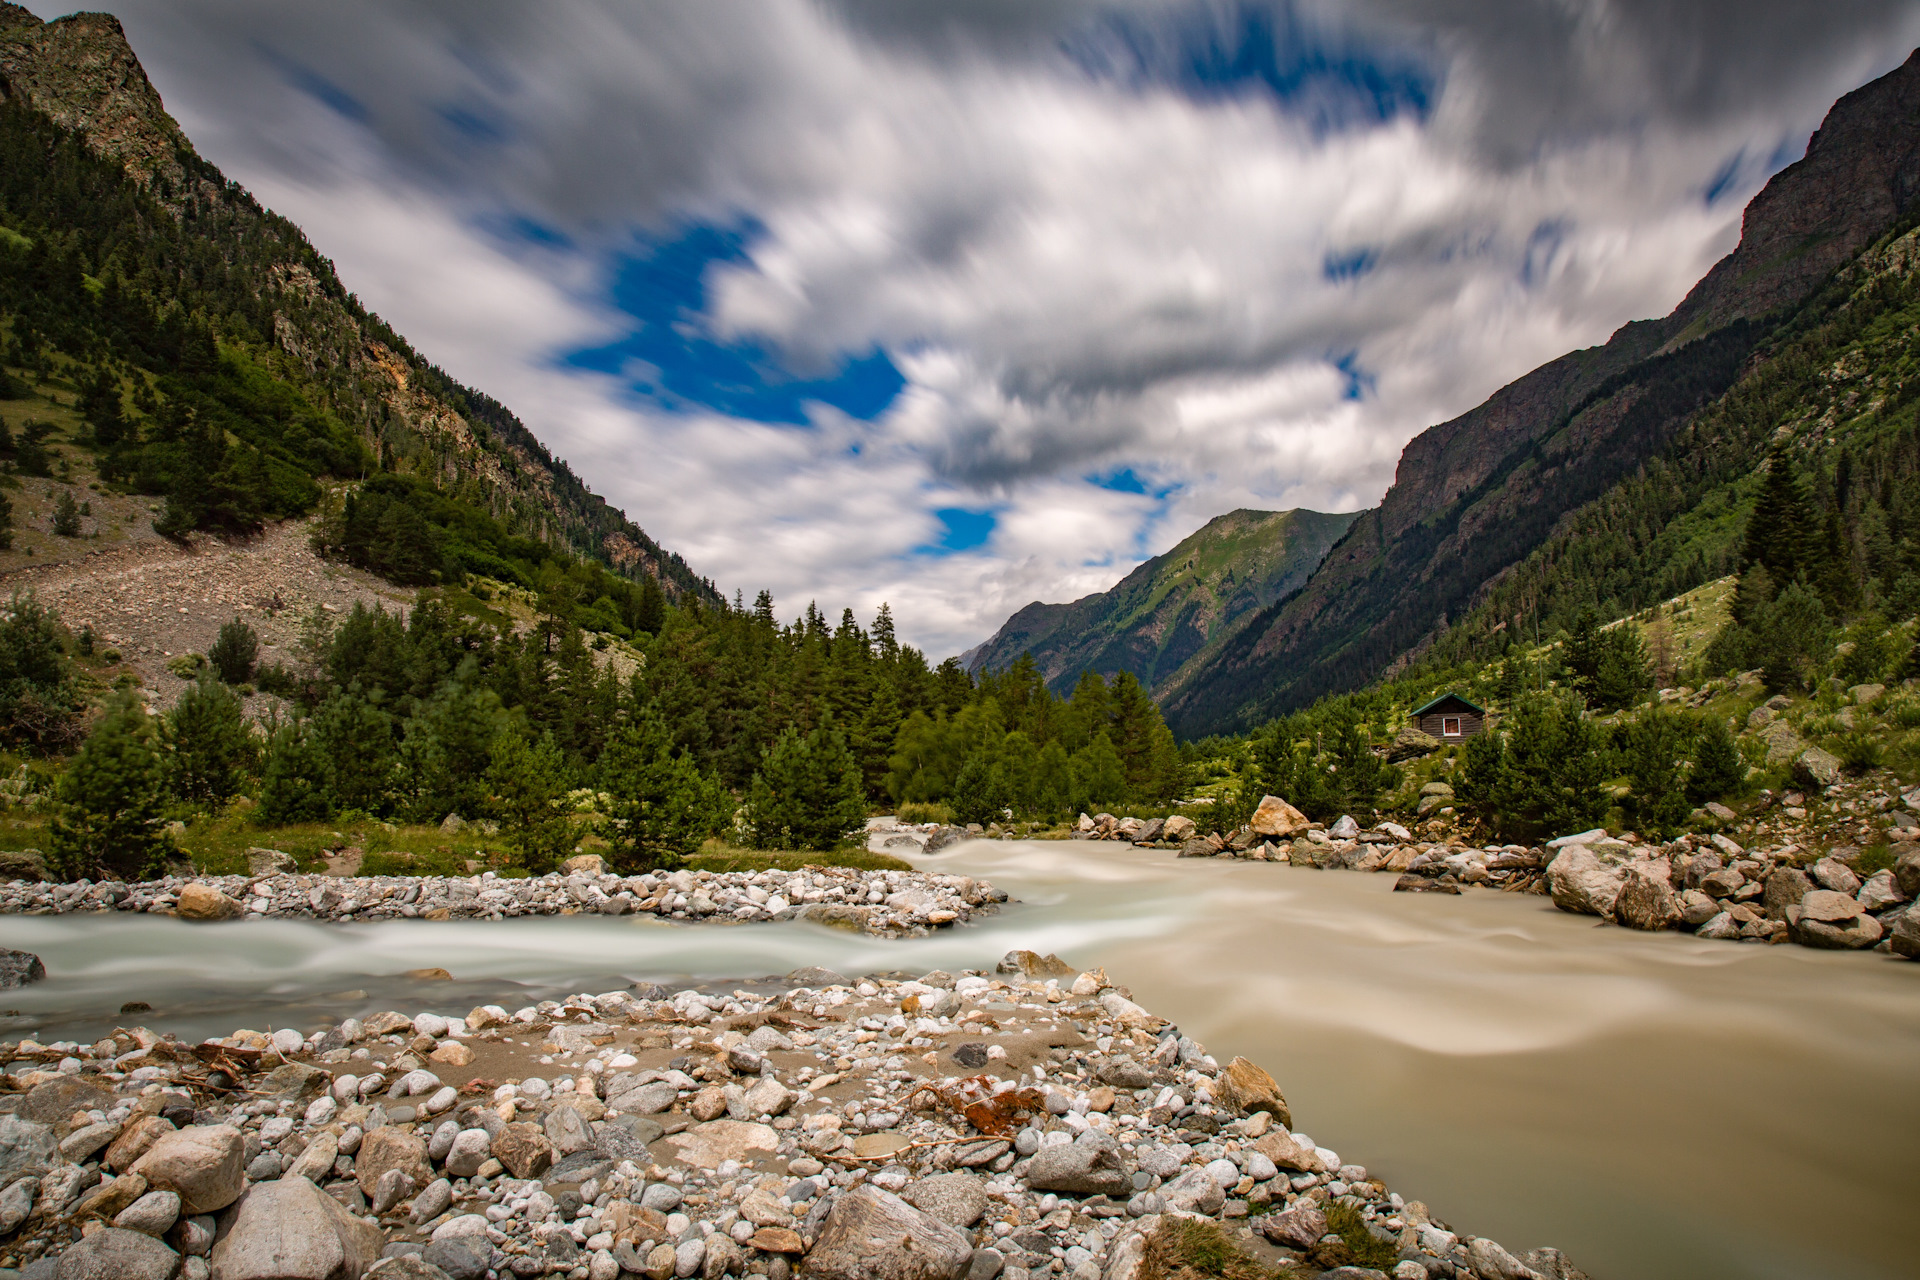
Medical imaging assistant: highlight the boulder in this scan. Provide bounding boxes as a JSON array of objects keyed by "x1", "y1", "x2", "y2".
[
  {"x1": 1025, "y1": 1131, "x2": 1131, "y2": 1196},
  {"x1": 902, "y1": 1173, "x2": 988, "y2": 1228},
  {"x1": 492, "y1": 1123, "x2": 553, "y2": 1180},
  {"x1": 1792, "y1": 891, "x2": 1885, "y2": 950},
  {"x1": 174, "y1": 883, "x2": 241, "y2": 922},
  {"x1": 1159, "y1": 1167, "x2": 1226, "y2": 1216},
  {"x1": 1249, "y1": 796, "x2": 1310, "y2": 838},
  {"x1": 1677, "y1": 889, "x2": 1720, "y2": 927},
  {"x1": 1259, "y1": 1203, "x2": 1327, "y2": 1249},
  {"x1": 1613, "y1": 868, "x2": 1681, "y2": 931},
  {"x1": 1467, "y1": 1237, "x2": 1547, "y2": 1280},
  {"x1": 27, "y1": 1074, "x2": 113, "y2": 1122},
  {"x1": 1385, "y1": 726, "x2": 1442, "y2": 762},
  {"x1": 245, "y1": 848, "x2": 295, "y2": 877},
  {"x1": 1888, "y1": 907, "x2": 1920, "y2": 960},
  {"x1": 1763, "y1": 867, "x2": 1816, "y2": 921},
  {"x1": 353, "y1": 1128, "x2": 432, "y2": 1195},
  {"x1": 805, "y1": 1185, "x2": 972, "y2": 1280},
  {"x1": 923, "y1": 827, "x2": 968, "y2": 855},
  {"x1": 1892, "y1": 845, "x2": 1920, "y2": 899},
  {"x1": 1215, "y1": 1057, "x2": 1290, "y2": 1126},
  {"x1": 1546, "y1": 848, "x2": 1623, "y2": 917},
  {"x1": 1162, "y1": 815, "x2": 1196, "y2": 842},
  {"x1": 995, "y1": 950, "x2": 1076, "y2": 980},
  {"x1": 662, "y1": 1120, "x2": 779, "y2": 1171},
  {"x1": 561, "y1": 854, "x2": 606, "y2": 876},
  {"x1": 109, "y1": 1117, "x2": 178, "y2": 1173},
  {"x1": 1811, "y1": 857, "x2": 1862, "y2": 895},
  {"x1": 543, "y1": 1106, "x2": 592, "y2": 1155},
  {"x1": 0, "y1": 948, "x2": 45, "y2": 988},
  {"x1": 365, "y1": 1260, "x2": 454, "y2": 1280},
  {"x1": 1252, "y1": 1129, "x2": 1328, "y2": 1174},
  {"x1": 55, "y1": 1227, "x2": 181, "y2": 1280},
  {"x1": 0, "y1": 1114, "x2": 56, "y2": 1182},
  {"x1": 115, "y1": 1188, "x2": 183, "y2": 1236},
  {"x1": 131, "y1": 1125, "x2": 246, "y2": 1214},
  {"x1": 1793, "y1": 747, "x2": 1842, "y2": 790},
  {"x1": 1858, "y1": 870, "x2": 1906, "y2": 911},
  {"x1": 209, "y1": 1176, "x2": 384, "y2": 1280}
]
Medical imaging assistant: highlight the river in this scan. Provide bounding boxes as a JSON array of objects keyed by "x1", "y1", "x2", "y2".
[{"x1": 4, "y1": 840, "x2": 1916, "y2": 1280}]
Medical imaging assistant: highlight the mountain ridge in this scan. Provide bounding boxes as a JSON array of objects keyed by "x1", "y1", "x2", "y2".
[
  {"x1": 1158, "y1": 47, "x2": 1920, "y2": 736},
  {"x1": 0, "y1": 1, "x2": 717, "y2": 603},
  {"x1": 965, "y1": 506, "x2": 1359, "y2": 698}
]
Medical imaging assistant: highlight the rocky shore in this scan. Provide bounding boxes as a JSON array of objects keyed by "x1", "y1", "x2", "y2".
[
  {"x1": 0, "y1": 863, "x2": 1005, "y2": 940},
  {"x1": 1048, "y1": 786, "x2": 1920, "y2": 960},
  {"x1": 0, "y1": 952, "x2": 1584, "y2": 1280}
]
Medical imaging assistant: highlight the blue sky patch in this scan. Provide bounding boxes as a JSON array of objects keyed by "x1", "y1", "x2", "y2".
[
  {"x1": 255, "y1": 45, "x2": 370, "y2": 122},
  {"x1": 562, "y1": 222, "x2": 905, "y2": 425},
  {"x1": 1066, "y1": 2, "x2": 1437, "y2": 132},
  {"x1": 923, "y1": 507, "x2": 997, "y2": 555},
  {"x1": 1333, "y1": 351, "x2": 1374, "y2": 401},
  {"x1": 1322, "y1": 247, "x2": 1376, "y2": 283}
]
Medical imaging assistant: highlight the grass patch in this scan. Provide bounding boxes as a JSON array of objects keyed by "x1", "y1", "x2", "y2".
[
  {"x1": 178, "y1": 812, "x2": 504, "y2": 877},
  {"x1": 1309, "y1": 1200, "x2": 1400, "y2": 1273},
  {"x1": 1851, "y1": 843, "x2": 1897, "y2": 876},
  {"x1": 893, "y1": 801, "x2": 953, "y2": 825},
  {"x1": 1142, "y1": 1217, "x2": 1296, "y2": 1280},
  {"x1": 686, "y1": 840, "x2": 911, "y2": 874}
]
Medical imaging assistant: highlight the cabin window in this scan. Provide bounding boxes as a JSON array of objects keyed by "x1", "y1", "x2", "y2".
[{"x1": 1442, "y1": 717, "x2": 1462, "y2": 736}]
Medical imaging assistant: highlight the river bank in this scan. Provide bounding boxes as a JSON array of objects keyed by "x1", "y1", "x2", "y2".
[{"x1": 0, "y1": 953, "x2": 1574, "y2": 1280}]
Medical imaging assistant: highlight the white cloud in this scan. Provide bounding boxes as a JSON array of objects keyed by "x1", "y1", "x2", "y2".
[{"x1": 73, "y1": 0, "x2": 1920, "y2": 658}]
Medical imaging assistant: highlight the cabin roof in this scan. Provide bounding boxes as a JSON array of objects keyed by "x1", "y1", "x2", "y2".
[{"x1": 1411, "y1": 692, "x2": 1486, "y2": 717}]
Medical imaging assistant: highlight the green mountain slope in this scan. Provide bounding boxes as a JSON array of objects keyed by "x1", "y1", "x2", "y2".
[
  {"x1": 0, "y1": 3, "x2": 716, "y2": 604},
  {"x1": 966, "y1": 507, "x2": 1359, "y2": 697},
  {"x1": 1159, "y1": 48, "x2": 1920, "y2": 737}
]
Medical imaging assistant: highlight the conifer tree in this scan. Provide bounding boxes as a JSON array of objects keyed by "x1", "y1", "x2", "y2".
[
  {"x1": 165, "y1": 674, "x2": 256, "y2": 805},
  {"x1": 50, "y1": 690, "x2": 171, "y2": 879},
  {"x1": 1686, "y1": 716, "x2": 1746, "y2": 805},
  {"x1": 600, "y1": 709, "x2": 727, "y2": 869},
  {"x1": 744, "y1": 719, "x2": 868, "y2": 851},
  {"x1": 1741, "y1": 443, "x2": 1816, "y2": 586},
  {"x1": 486, "y1": 729, "x2": 575, "y2": 874},
  {"x1": 1068, "y1": 733, "x2": 1126, "y2": 813},
  {"x1": 1619, "y1": 710, "x2": 1689, "y2": 837},
  {"x1": 950, "y1": 754, "x2": 1012, "y2": 827},
  {"x1": 310, "y1": 685, "x2": 396, "y2": 815},
  {"x1": 258, "y1": 713, "x2": 332, "y2": 824},
  {"x1": 208, "y1": 616, "x2": 259, "y2": 684},
  {"x1": 0, "y1": 592, "x2": 80, "y2": 749}
]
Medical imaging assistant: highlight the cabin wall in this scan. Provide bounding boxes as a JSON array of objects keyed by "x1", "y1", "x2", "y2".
[{"x1": 1418, "y1": 710, "x2": 1484, "y2": 739}]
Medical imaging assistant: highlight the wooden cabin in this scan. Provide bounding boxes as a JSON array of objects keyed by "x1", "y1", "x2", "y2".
[{"x1": 1412, "y1": 693, "x2": 1486, "y2": 741}]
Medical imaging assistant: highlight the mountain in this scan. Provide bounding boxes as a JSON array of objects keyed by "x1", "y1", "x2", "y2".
[
  {"x1": 1158, "y1": 48, "x2": 1920, "y2": 737},
  {"x1": 0, "y1": 3, "x2": 717, "y2": 604},
  {"x1": 966, "y1": 507, "x2": 1358, "y2": 698}
]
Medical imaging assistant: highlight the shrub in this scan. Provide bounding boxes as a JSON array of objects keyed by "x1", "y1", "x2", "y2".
[
  {"x1": 0, "y1": 592, "x2": 81, "y2": 750},
  {"x1": 894, "y1": 800, "x2": 953, "y2": 825},
  {"x1": 208, "y1": 617, "x2": 260, "y2": 684},
  {"x1": 1837, "y1": 731, "x2": 1885, "y2": 774},
  {"x1": 49, "y1": 691, "x2": 172, "y2": 879}
]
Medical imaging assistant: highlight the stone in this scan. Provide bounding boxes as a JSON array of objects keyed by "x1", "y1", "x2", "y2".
[
  {"x1": 1799, "y1": 889, "x2": 1864, "y2": 923},
  {"x1": 0, "y1": 947, "x2": 46, "y2": 988},
  {"x1": 743, "y1": 1077, "x2": 793, "y2": 1118},
  {"x1": 131, "y1": 1126, "x2": 246, "y2": 1215},
  {"x1": 0, "y1": 1175, "x2": 35, "y2": 1234},
  {"x1": 1697, "y1": 911, "x2": 1741, "y2": 941},
  {"x1": 1386, "y1": 727, "x2": 1442, "y2": 762},
  {"x1": 116, "y1": 1189, "x2": 183, "y2": 1236},
  {"x1": 1794, "y1": 747, "x2": 1842, "y2": 790},
  {"x1": 1158, "y1": 1167, "x2": 1226, "y2": 1216},
  {"x1": 62, "y1": 1122, "x2": 122, "y2": 1164},
  {"x1": 562, "y1": 854, "x2": 607, "y2": 876},
  {"x1": 55, "y1": 1227, "x2": 182, "y2": 1280},
  {"x1": 1259, "y1": 1202, "x2": 1326, "y2": 1249},
  {"x1": 1858, "y1": 870, "x2": 1906, "y2": 911},
  {"x1": 1613, "y1": 868, "x2": 1681, "y2": 931},
  {"x1": 1215, "y1": 1057, "x2": 1290, "y2": 1126},
  {"x1": 210, "y1": 1176, "x2": 384, "y2": 1280},
  {"x1": 73, "y1": 1172, "x2": 150, "y2": 1221},
  {"x1": 25, "y1": 1075, "x2": 113, "y2": 1122},
  {"x1": 285, "y1": 1133, "x2": 339, "y2": 1184},
  {"x1": 1547, "y1": 848, "x2": 1623, "y2": 917},
  {"x1": 174, "y1": 884, "x2": 241, "y2": 922},
  {"x1": 1699, "y1": 867, "x2": 1744, "y2": 898},
  {"x1": 611, "y1": 1082, "x2": 679, "y2": 1116},
  {"x1": 1393, "y1": 873, "x2": 1460, "y2": 894},
  {"x1": 365, "y1": 1261, "x2": 453, "y2": 1280},
  {"x1": 1677, "y1": 889, "x2": 1720, "y2": 926},
  {"x1": 1811, "y1": 857, "x2": 1862, "y2": 895},
  {"x1": 1467, "y1": 1237, "x2": 1547, "y2": 1280},
  {"x1": 1097, "y1": 1059, "x2": 1153, "y2": 1090},
  {"x1": 1162, "y1": 815, "x2": 1195, "y2": 842},
  {"x1": 804, "y1": 1185, "x2": 972, "y2": 1280},
  {"x1": 493, "y1": 1123, "x2": 554, "y2": 1179},
  {"x1": 995, "y1": 951, "x2": 1075, "y2": 980},
  {"x1": 749, "y1": 1228, "x2": 804, "y2": 1255},
  {"x1": 245, "y1": 848, "x2": 295, "y2": 877},
  {"x1": 409, "y1": 1180, "x2": 452, "y2": 1226},
  {"x1": 443, "y1": 1130, "x2": 492, "y2": 1179},
  {"x1": 1249, "y1": 796, "x2": 1310, "y2": 838},
  {"x1": 354, "y1": 1129, "x2": 432, "y2": 1196},
  {"x1": 428, "y1": 1042, "x2": 472, "y2": 1068},
  {"x1": 544, "y1": 1106, "x2": 592, "y2": 1155},
  {"x1": 1763, "y1": 868, "x2": 1816, "y2": 921},
  {"x1": 371, "y1": 1169, "x2": 416, "y2": 1216},
  {"x1": 1889, "y1": 907, "x2": 1920, "y2": 960},
  {"x1": 1793, "y1": 908, "x2": 1885, "y2": 951},
  {"x1": 902, "y1": 1173, "x2": 989, "y2": 1227},
  {"x1": 1025, "y1": 1131, "x2": 1131, "y2": 1196},
  {"x1": 1252, "y1": 1130, "x2": 1328, "y2": 1174},
  {"x1": 1894, "y1": 845, "x2": 1920, "y2": 898},
  {"x1": 662, "y1": 1118, "x2": 781, "y2": 1172},
  {"x1": 420, "y1": 1239, "x2": 488, "y2": 1280}
]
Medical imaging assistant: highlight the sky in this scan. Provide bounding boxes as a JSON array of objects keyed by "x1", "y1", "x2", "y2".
[{"x1": 41, "y1": 0, "x2": 1920, "y2": 656}]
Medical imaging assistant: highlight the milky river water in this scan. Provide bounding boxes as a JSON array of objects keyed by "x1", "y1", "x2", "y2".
[{"x1": 4, "y1": 840, "x2": 1917, "y2": 1280}]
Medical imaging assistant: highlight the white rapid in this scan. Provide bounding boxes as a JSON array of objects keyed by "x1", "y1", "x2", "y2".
[{"x1": 5, "y1": 839, "x2": 1916, "y2": 1280}]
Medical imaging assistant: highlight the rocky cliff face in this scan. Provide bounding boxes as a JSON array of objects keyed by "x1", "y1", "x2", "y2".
[
  {"x1": 0, "y1": 2, "x2": 716, "y2": 602},
  {"x1": 1160, "y1": 48, "x2": 1920, "y2": 736},
  {"x1": 966, "y1": 507, "x2": 1358, "y2": 698}
]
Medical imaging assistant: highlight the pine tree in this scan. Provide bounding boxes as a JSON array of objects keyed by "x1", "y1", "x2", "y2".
[
  {"x1": 165, "y1": 674, "x2": 256, "y2": 805},
  {"x1": 310, "y1": 685, "x2": 396, "y2": 815},
  {"x1": 600, "y1": 709, "x2": 727, "y2": 869},
  {"x1": 0, "y1": 591, "x2": 80, "y2": 749},
  {"x1": 50, "y1": 690, "x2": 172, "y2": 879},
  {"x1": 486, "y1": 729, "x2": 575, "y2": 874},
  {"x1": 50, "y1": 488, "x2": 80, "y2": 536},
  {"x1": 1741, "y1": 443, "x2": 1816, "y2": 585},
  {"x1": 1686, "y1": 716, "x2": 1746, "y2": 805},
  {"x1": 208, "y1": 616, "x2": 259, "y2": 684},
  {"x1": 397, "y1": 673, "x2": 506, "y2": 823},
  {"x1": 950, "y1": 753, "x2": 1012, "y2": 827},
  {"x1": 1619, "y1": 711, "x2": 1689, "y2": 837},
  {"x1": 258, "y1": 713, "x2": 332, "y2": 824},
  {"x1": 1068, "y1": 733, "x2": 1126, "y2": 813},
  {"x1": 743, "y1": 719, "x2": 868, "y2": 851}
]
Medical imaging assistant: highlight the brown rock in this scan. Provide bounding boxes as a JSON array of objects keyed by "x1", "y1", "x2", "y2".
[
  {"x1": 174, "y1": 883, "x2": 240, "y2": 921},
  {"x1": 71, "y1": 1172, "x2": 148, "y2": 1221},
  {"x1": 210, "y1": 1175, "x2": 384, "y2": 1280},
  {"x1": 1798, "y1": 889, "x2": 1863, "y2": 922},
  {"x1": 25, "y1": 1075, "x2": 113, "y2": 1123},
  {"x1": 1763, "y1": 867, "x2": 1815, "y2": 921},
  {"x1": 805, "y1": 1185, "x2": 972, "y2": 1280},
  {"x1": 1252, "y1": 1130, "x2": 1327, "y2": 1174},
  {"x1": 106, "y1": 1116, "x2": 175, "y2": 1173},
  {"x1": 401, "y1": 968, "x2": 452, "y2": 981},
  {"x1": 492, "y1": 1122, "x2": 553, "y2": 1180},
  {"x1": 130, "y1": 1126, "x2": 245, "y2": 1215},
  {"x1": 1216, "y1": 1057, "x2": 1291, "y2": 1127},
  {"x1": 428, "y1": 1041, "x2": 473, "y2": 1068},
  {"x1": 1249, "y1": 796, "x2": 1310, "y2": 838},
  {"x1": 1613, "y1": 868, "x2": 1681, "y2": 931},
  {"x1": 689, "y1": 1087, "x2": 729, "y2": 1122},
  {"x1": 994, "y1": 950, "x2": 1075, "y2": 980},
  {"x1": 749, "y1": 1228, "x2": 804, "y2": 1254},
  {"x1": 1260, "y1": 1202, "x2": 1327, "y2": 1249},
  {"x1": 352, "y1": 1128, "x2": 431, "y2": 1196}
]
